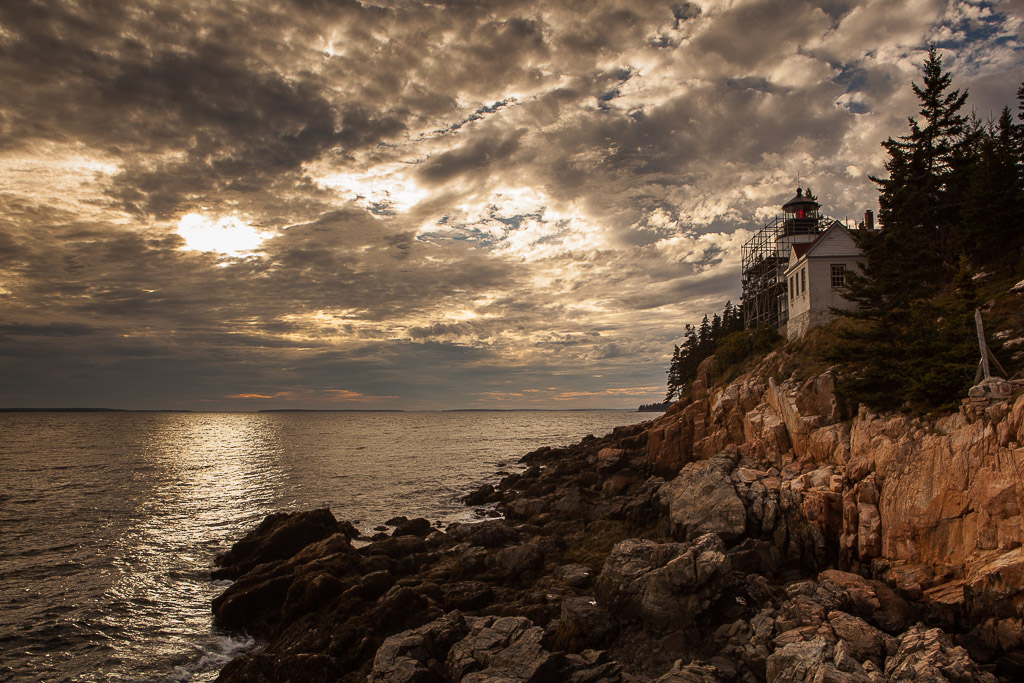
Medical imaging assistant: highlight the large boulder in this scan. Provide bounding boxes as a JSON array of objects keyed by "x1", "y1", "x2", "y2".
[
  {"x1": 595, "y1": 534, "x2": 732, "y2": 634},
  {"x1": 658, "y1": 452, "x2": 747, "y2": 542},
  {"x1": 817, "y1": 569, "x2": 914, "y2": 634},
  {"x1": 764, "y1": 635, "x2": 832, "y2": 682},
  {"x1": 392, "y1": 517, "x2": 433, "y2": 538}
]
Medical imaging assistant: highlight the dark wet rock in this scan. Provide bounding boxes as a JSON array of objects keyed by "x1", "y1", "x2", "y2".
[
  {"x1": 372, "y1": 585, "x2": 439, "y2": 633},
  {"x1": 212, "y1": 529, "x2": 363, "y2": 635},
  {"x1": 344, "y1": 569, "x2": 396, "y2": 601},
  {"x1": 997, "y1": 650, "x2": 1024, "y2": 679},
  {"x1": 392, "y1": 517, "x2": 432, "y2": 538},
  {"x1": 463, "y1": 483, "x2": 498, "y2": 506},
  {"x1": 441, "y1": 581, "x2": 494, "y2": 612},
  {"x1": 214, "y1": 508, "x2": 342, "y2": 579},
  {"x1": 506, "y1": 496, "x2": 548, "y2": 521},
  {"x1": 556, "y1": 563, "x2": 595, "y2": 588},
  {"x1": 217, "y1": 651, "x2": 342, "y2": 682},
  {"x1": 362, "y1": 535, "x2": 427, "y2": 561},
  {"x1": 213, "y1": 571, "x2": 293, "y2": 633},
  {"x1": 368, "y1": 611, "x2": 469, "y2": 683},
  {"x1": 496, "y1": 542, "x2": 545, "y2": 579},
  {"x1": 553, "y1": 596, "x2": 615, "y2": 651},
  {"x1": 551, "y1": 486, "x2": 586, "y2": 516},
  {"x1": 728, "y1": 537, "x2": 782, "y2": 576},
  {"x1": 386, "y1": 516, "x2": 409, "y2": 526},
  {"x1": 447, "y1": 546, "x2": 488, "y2": 580},
  {"x1": 281, "y1": 571, "x2": 343, "y2": 623},
  {"x1": 446, "y1": 519, "x2": 519, "y2": 548}
]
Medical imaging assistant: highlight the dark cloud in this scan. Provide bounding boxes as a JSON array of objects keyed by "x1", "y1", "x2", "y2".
[
  {"x1": 417, "y1": 128, "x2": 527, "y2": 185},
  {"x1": 0, "y1": 323, "x2": 97, "y2": 338}
]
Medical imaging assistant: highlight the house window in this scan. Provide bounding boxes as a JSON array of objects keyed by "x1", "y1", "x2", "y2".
[
  {"x1": 789, "y1": 276, "x2": 794, "y2": 301},
  {"x1": 801, "y1": 268, "x2": 806, "y2": 294},
  {"x1": 831, "y1": 264, "x2": 846, "y2": 288}
]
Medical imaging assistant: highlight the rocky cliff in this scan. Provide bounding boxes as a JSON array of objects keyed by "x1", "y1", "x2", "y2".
[{"x1": 209, "y1": 348, "x2": 1024, "y2": 682}]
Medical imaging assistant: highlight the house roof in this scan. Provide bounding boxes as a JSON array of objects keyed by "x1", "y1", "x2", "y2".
[
  {"x1": 786, "y1": 221, "x2": 861, "y2": 274},
  {"x1": 782, "y1": 187, "x2": 819, "y2": 212},
  {"x1": 792, "y1": 242, "x2": 814, "y2": 259}
]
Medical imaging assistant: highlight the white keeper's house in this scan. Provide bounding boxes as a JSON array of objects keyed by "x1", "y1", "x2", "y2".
[
  {"x1": 783, "y1": 221, "x2": 863, "y2": 340},
  {"x1": 740, "y1": 188, "x2": 869, "y2": 341}
]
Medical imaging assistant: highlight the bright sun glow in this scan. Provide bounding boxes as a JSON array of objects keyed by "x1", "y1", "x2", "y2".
[{"x1": 177, "y1": 214, "x2": 270, "y2": 256}]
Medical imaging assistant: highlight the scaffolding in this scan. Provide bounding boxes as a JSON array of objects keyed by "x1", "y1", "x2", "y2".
[
  {"x1": 741, "y1": 213, "x2": 833, "y2": 330},
  {"x1": 742, "y1": 218, "x2": 788, "y2": 330}
]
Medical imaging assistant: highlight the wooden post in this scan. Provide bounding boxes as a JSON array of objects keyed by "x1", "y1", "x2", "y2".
[
  {"x1": 975, "y1": 308, "x2": 1008, "y2": 381},
  {"x1": 976, "y1": 309, "x2": 991, "y2": 381}
]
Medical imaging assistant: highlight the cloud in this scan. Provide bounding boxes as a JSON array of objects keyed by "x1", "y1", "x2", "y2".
[
  {"x1": 226, "y1": 388, "x2": 399, "y2": 403},
  {"x1": 0, "y1": 0, "x2": 1021, "y2": 409}
]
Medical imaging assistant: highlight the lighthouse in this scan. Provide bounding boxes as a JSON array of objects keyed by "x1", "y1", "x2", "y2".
[{"x1": 740, "y1": 188, "x2": 826, "y2": 331}]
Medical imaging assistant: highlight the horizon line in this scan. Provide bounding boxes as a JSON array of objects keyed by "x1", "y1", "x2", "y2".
[{"x1": 0, "y1": 406, "x2": 665, "y2": 414}]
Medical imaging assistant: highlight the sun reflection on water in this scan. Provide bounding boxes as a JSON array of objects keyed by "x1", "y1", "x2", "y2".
[{"x1": 100, "y1": 414, "x2": 285, "y2": 681}]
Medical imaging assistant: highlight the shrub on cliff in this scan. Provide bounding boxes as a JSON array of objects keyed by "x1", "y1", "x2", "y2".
[{"x1": 715, "y1": 326, "x2": 782, "y2": 370}]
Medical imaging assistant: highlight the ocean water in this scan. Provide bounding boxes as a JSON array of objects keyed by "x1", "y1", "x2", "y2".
[{"x1": 0, "y1": 410, "x2": 650, "y2": 682}]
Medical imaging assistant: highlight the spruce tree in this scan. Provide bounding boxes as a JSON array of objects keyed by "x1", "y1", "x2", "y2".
[
  {"x1": 963, "y1": 108, "x2": 1024, "y2": 271},
  {"x1": 869, "y1": 45, "x2": 969, "y2": 292},
  {"x1": 833, "y1": 47, "x2": 977, "y2": 411}
]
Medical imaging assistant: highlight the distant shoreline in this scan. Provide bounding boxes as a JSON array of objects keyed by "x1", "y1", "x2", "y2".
[{"x1": 0, "y1": 408, "x2": 195, "y2": 413}]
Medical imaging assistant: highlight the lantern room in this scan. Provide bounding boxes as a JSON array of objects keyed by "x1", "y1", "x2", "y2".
[{"x1": 782, "y1": 187, "x2": 820, "y2": 236}]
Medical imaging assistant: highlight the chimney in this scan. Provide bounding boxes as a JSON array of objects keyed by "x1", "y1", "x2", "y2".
[{"x1": 864, "y1": 209, "x2": 874, "y2": 231}]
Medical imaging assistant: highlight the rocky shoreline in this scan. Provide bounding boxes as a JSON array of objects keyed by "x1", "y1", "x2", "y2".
[{"x1": 208, "y1": 350, "x2": 1024, "y2": 682}]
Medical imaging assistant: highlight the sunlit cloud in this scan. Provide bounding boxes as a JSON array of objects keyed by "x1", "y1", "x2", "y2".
[
  {"x1": 177, "y1": 214, "x2": 272, "y2": 256},
  {"x1": 553, "y1": 386, "x2": 662, "y2": 400},
  {"x1": 227, "y1": 388, "x2": 399, "y2": 403},
  {"x1": 311, "y1": 162, "x2": 431, "y2": 214}
]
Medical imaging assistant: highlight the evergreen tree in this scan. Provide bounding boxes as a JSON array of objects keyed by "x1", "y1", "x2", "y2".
[
  {"x1": 665, "y1": 344, "x2": 683, "y2": 402},
  {"x1": 962, "y1": 108, "x2": 1024, "y2": 271},
  {"x1": 832, "y1": 48, "x2": 983, "y2": 412},
  {"x1": 869, "y1": 45, "x2": 969, "y2": 292},
  {"x1": 697, "y1": 314, "x2": 712, "y2": 355}
]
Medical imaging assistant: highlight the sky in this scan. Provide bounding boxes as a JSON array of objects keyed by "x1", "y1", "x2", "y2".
[{"x1": 1, "y1": 0, "x2": 1023, "y2": 411}]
